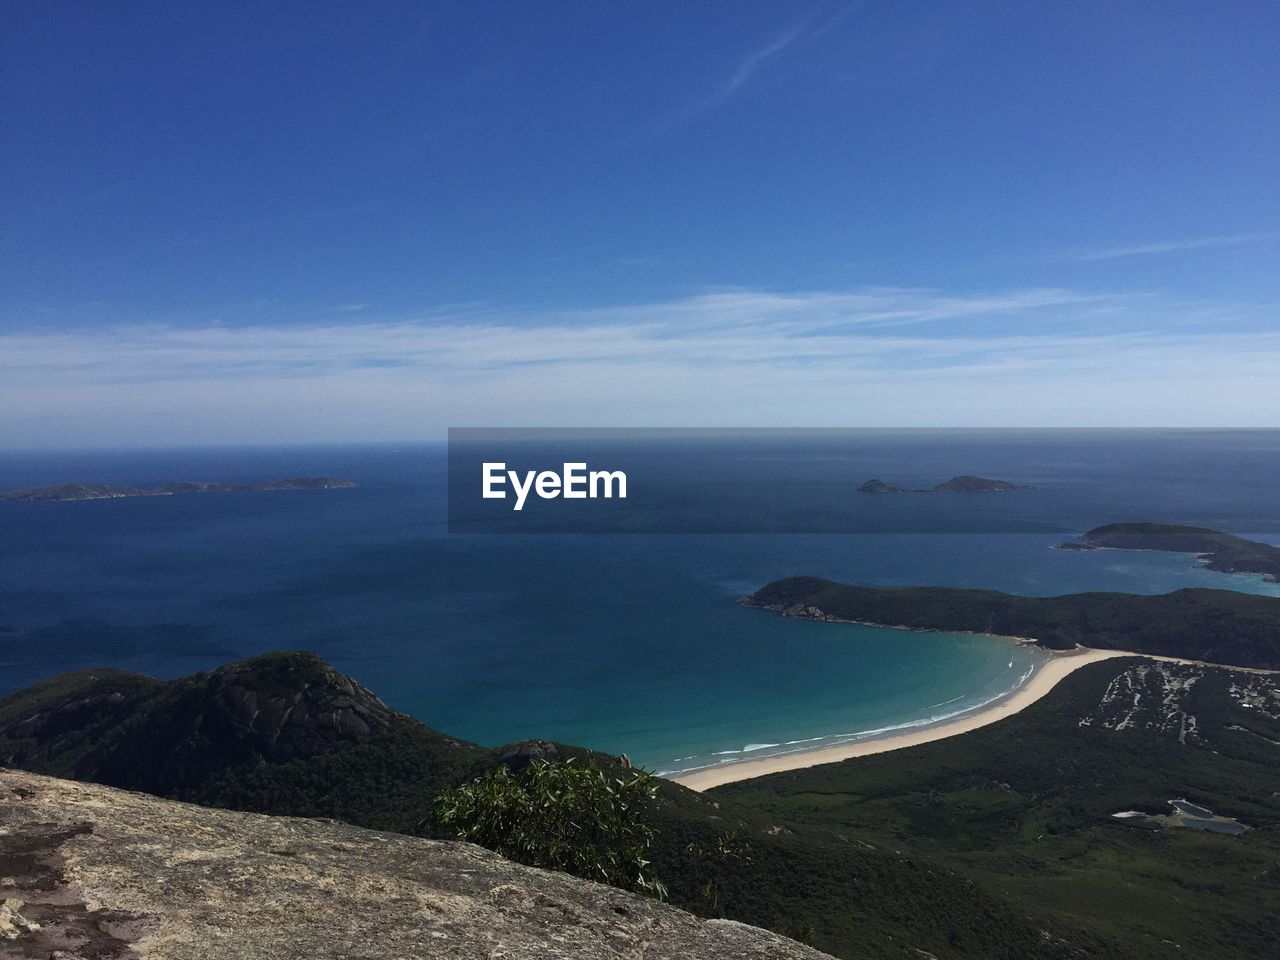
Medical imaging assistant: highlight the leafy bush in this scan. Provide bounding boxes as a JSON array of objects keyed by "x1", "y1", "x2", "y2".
[
  {"x1": 432, "y1": 758, "x2": 666, "y2": 897},
  {"x1": 685, "y1": 829, "x2": 752, "y2": 915}
]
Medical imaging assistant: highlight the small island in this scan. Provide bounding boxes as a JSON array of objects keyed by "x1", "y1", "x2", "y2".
[
  {"x1": 1059, "y1": 522, "x2": 1280, "y2": 583},
  {"x1": 857, "y1": 475, "x2": 1030, "y2": 493},
  {"x1": 1, "y1": 477, "x2": 357, "y2": 502}
]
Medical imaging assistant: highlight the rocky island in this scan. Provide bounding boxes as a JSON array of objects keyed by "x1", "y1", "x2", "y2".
[
  {"x1": 1058, "y1": 522, "x2": 1280, "y2": 582},
  {"x1": 857, "y1": 475, "x2": 1029, "y2": 493},
  {"x1": 0, "y1": 476, "x2": 356, "y2": 502}
]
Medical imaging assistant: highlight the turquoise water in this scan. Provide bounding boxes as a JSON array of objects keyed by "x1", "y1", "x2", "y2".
[{"x1": 2, "y1": 432, "x2": 1278, "y2": 773}]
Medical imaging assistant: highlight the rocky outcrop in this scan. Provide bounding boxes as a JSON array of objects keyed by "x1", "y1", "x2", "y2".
[
  {"x1": 494, "y1": 738, "x2": 583, "y2": 773},
  {"x1": 0, "y1": 768, "x2": 832, "y2": 960},
  {"x1": 194, "y1": 653, "x2": 397, "y2": 758}
]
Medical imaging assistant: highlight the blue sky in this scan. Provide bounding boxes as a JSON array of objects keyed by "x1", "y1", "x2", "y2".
[{"x1": 2, "y1": 1, "x2": 1279, "y2": 445}]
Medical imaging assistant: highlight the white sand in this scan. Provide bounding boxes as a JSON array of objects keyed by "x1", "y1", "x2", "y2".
[{"x1": 669, "y1": 647, "x2": 1129, "y2": 792}]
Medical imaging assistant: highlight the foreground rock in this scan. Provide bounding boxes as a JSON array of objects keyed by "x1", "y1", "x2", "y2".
[{"x1": 0, "y1": 768, "x2": 831, "y2": 960}]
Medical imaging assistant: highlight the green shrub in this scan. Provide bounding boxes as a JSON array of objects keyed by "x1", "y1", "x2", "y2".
[{"x1": 432, "y1": 758, "x2": 666, "y2": 898}]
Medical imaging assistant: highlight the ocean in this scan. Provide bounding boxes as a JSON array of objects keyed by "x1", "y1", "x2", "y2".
[{"x1": 2, "y1": 430, "x2": 1277, "y2": 775}]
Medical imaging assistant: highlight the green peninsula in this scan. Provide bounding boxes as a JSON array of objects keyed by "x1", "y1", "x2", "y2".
[
  {"x1": 744, "y1": 577, "x2": 1280, "y2": 668},
  {"x1": 1060, "y1": 522, "x2": 1280, "y2": 582}
]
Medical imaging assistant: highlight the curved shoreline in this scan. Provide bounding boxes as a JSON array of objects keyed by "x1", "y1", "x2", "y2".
[{"x1": 668, "y1": 646, "x2": 1128, "y2": 792}]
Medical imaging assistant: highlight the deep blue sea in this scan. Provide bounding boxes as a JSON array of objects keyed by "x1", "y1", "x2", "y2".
[{"x1": 2, "y1": 430, "x2": 1277, "y2": 775}]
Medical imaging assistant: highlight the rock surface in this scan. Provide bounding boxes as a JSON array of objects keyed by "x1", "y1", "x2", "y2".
[{"x1": 0, "y1": 768, "x2": 832, "y2": 960}]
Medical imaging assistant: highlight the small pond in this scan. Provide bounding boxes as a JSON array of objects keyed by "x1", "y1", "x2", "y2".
[{"x1": 1111, "y1": 799, "x2": 1248, "y2": 835}]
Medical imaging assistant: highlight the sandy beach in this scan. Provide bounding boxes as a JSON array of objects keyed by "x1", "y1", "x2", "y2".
[{"x1": 670, "y1": 646, "x2": 1130, "y2": 792}]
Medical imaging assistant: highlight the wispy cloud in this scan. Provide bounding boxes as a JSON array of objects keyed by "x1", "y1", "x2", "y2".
[
  {"x1": 653, "y1": 5, "x2": 857, "y2": 134},
  {"x1": 721, "y1": 20, "x2": 812, "y2": 96},
  {"x1": 721, "y1": 3, "x2": 860, "y2": 96},
  {"x1": 3, "y1": 285, "x2": 1277, "y2": 444},
  {"x1": 1065, "y1": 230, "x2": 1280, "y2": 262}
]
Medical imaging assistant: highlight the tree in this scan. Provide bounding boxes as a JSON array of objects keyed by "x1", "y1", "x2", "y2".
[
  {"x1": 685, "y1": 829, "x2": 752, "y2": 915},
  {"x1": 432, "y1": 758, "x2": 666, "y2": 898}
]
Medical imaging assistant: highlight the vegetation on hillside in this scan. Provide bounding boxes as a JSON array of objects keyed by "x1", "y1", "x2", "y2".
[
  {"x1": 8, "y1": 648, "x2": 1280, "y2": 957},
  {"x1": 0, "y1": 652, "x2": 493, "y2": 834},
  {"x1": 0, "y1": 652, "x2": 1110, "y2": 960},
  {"x1": 715, "y1": 657, "x2": 1280, "y2": 959},
  {"x1": 746, "y1": 577, "x2": 1280, "y2": 667},
  {"x1": 1065, "y1": 521, "x2": 1280, "y2": 581}
]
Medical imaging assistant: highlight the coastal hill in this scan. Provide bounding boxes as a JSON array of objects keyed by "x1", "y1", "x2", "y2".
[
  {"x1": 0, "y1": 766, "x2": 832, "y2": 960},
  {"x1": 743, "y1": 576, "x2": 1280, "y2": 668},
  {"x1": 0, "y1": 476, "x2": 356, "y2": 501},
  {"x1": 0, "y1": 652, "x2": 491, "y2": 832},
  {"x1": 857, "y1": 475, "x2": 1028, "y2": 493},
  {"x1": 0, "y1": 652, "x2": 1120, "y2": 960},
  {"x1": 1060, "y1": 521, "x2": 1280, "y2": 582}
]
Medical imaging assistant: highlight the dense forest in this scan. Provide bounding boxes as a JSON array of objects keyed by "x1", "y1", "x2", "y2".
[
  {"x1": 716, "y1": 657, "x2": 1280, "y2": 959},
  {"x1": 746, "y1": 577, "x2": 1280, "y2": 668},
  {"x1": 1064, "y1": 522, "x2": 1280, "y2": 581}
]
